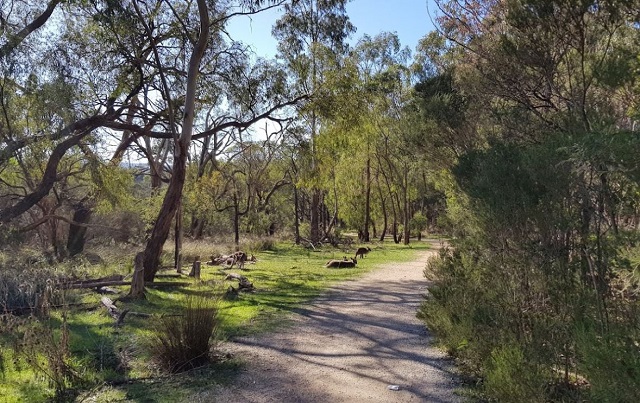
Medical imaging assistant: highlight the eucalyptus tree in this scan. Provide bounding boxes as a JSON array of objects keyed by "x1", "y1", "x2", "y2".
[
  {"x1": 0, "y1": 0, "x2": 145, "y2": 258},
  {"x1": 350, "y1": 32, "x2": 411, "y2": 242},
  {"x1": 194, "y1": 128, "x2": 292, "y2": 244},
  {"x1": 89, "y1": 0, "x2": 304, "y2": 281},
  {"x1": 187, "y1": 57, "x2": 299, "y2": 239},
  {"x1": 0, "y1": 0, "x2": 306, "y2": 277},
  {"x1": 273, "y1": 0, "x2": 355, "y2": 244}
]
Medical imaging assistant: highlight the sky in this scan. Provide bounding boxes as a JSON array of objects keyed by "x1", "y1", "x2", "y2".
[{"x1": 227, "y1": 0, "x2": 438, "y2": 58}]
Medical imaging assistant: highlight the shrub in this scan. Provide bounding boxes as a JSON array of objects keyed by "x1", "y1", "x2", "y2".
[
  {"x1": 0, "y1": 263, "x2": 65, "y2": 314},
  {"x1": 151, "y1": 296, "x2": 220, "y2": 373},
  {"x1": 576, "y1": 325, "x2": 640, "y2": 403},
  {"x1": 13, "y1": 305, "x2": 85, "y2": 400},
  {"x1": 484, "y1": 345, "x2": 546, "y2": 403}
]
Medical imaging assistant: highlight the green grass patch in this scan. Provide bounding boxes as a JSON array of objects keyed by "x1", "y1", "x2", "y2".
[{"x1": 1, "y1": 240, "x2": 429, "y2": 401}]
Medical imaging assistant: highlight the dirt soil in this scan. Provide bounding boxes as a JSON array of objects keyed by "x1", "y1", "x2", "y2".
[{"x1": 201, "y1": 244, "x2": 461, "y2": 402}]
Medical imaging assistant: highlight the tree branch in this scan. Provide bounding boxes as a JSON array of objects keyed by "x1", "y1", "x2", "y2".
[{"x1": 0, "y1": 0, "x2": 62, "y2": 59}]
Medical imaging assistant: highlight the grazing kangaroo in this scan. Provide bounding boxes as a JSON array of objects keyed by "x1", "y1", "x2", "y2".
[
  {"x1": 325, "y1": 257, "x2": 357, "y2": 268},
  {"x1": 355, "y1": 247, "x2": 371, "y2": 259}
]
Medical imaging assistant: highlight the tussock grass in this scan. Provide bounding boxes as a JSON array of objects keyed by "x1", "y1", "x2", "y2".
[{"x1": 151, "y1": 296, "x2": 220, "y2": 373}]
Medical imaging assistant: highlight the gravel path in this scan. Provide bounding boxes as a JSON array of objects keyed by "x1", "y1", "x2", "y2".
[{"x1": 202, "y1": 245, "x2": 460, "y2": 403}]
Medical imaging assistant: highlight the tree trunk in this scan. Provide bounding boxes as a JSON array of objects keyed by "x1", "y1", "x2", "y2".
[
  {"x1": 377, "y1": 184, "x2": 388, "y2": 242},
  {"x1": 363, "y1": 153, "x2": 371, "y2": 242},
  {"x1": 403, "y1": 164, "x2": 410, "y2": 245},
  {"x1": 191, "y1": 215, "x2": 206, "y2": 239},
  {"x1": 174, "y1": 199, "x2": 183, "y2": 273},
  {"x1": 66, "y1": 202, "x2": 92, "y2": 256},
  {"x1": 392, "y1": 220, "x2": 400, "y2": 244},
  {"x1": 294, "y1": 185, "x2": 301, "y2": 244},
  {"x1": 310, "y1": 189, "x2": 320, "y2": 243},
  {"x1": 142, "y1": 0, "x2": 210, "y2": 282}
]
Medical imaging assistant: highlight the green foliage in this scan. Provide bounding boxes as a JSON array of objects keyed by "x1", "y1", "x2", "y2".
[
  {"x1": 93, "y1": 164, "x2": 136, "y2": 213},
  {"x1": 9, "y1": 308, "x2": 85, "y2": 401},
  {"x1": 484, "y1": 345, "x2": 546, "y2": 403},
  {"x1": 409, "y1": 212, "x2": 428, "y2": 234},
  {"x1": 576, "y1": 324, "x2": 640, "y2": 403}
]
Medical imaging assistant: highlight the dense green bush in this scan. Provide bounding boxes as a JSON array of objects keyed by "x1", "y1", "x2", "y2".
[{"x1": 420, "y1": 133, "x2": 640, "y2": 401}]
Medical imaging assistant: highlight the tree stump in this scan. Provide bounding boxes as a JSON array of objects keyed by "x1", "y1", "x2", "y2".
[{"x1": 128, "y1": 252, "x2": 146, "y2": 299}]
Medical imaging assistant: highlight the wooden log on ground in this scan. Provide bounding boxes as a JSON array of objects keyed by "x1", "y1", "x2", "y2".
[
  {"x1": 101, "y1": 297, "x2": 129, "y2": 327},
  {"x1": 145, "y1": 282, "x2": 191, "y2": 288},
  {"x1": 65, "y1": 280, "x2": 191, "y2": 289},
  {"x1": 64, "y1": 274, "x2": 125, "y2": 288},
  {"x1": 97, "y1": 286, "x2": 120, "y2": 294},
  {"x1": 100, "y1": 297, "x2": 154, "y2": 326}
]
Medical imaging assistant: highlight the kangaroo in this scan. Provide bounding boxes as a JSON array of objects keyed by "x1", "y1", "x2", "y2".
[
  {"x1": 325, "y1": 257, "x2": 357, "y2": 268},
  {"x1": 355, "y1": 247, "x2": 371, "y2": 259},
  {"x1": 230, "y1": 251, "x2": 248, "y2": 270}
]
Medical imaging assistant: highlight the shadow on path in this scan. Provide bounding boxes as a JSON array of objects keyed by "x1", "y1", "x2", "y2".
[{"x1": 200, "y1": 242, "x2": 460, "y2": 403}]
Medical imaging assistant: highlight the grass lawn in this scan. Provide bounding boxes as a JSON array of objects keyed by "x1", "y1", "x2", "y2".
[{"x1": 0, "y1": 239, "x2": 431, "y2": 402}]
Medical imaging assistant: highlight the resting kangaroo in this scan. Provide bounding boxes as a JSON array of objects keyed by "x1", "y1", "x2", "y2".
[
  {"x1": 355, "y1": 247, "x2": 371, "y2": 259},
  {"x1": 325, "y1": 257, "x2": 357, "y2": 268}
]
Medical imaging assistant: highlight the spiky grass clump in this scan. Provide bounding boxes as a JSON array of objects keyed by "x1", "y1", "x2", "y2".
[{"x1": 151, "y1": 296, "x2": 220, "y2": 373}]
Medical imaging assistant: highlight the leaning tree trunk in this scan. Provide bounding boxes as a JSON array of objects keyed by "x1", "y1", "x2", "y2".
[
  {"x1": 377, "y1": 183, "x2": 387, "y2": 242},
  {"x1": 143, "y1": 150, "x2": 189, "y2": 281},
  {"x1": 142, "y1": 0, "x2": 209, "y2": 282}
]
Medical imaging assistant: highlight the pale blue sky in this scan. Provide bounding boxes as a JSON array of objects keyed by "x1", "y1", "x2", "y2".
[{"x1": 228, "y1": 0, "x2": 437, "y2": 58}]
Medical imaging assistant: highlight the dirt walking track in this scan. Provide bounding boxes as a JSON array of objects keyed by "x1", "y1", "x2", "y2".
[{"x1": 203, "y1": 243, "x2": 460, "y2": 402}]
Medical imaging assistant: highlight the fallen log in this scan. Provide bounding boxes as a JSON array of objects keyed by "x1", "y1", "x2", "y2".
[
  {"x1": 97, "y1": 286, "x2": 120, "y2": 294},
  {"x1": 3, "y1": 302, "x2": 94, "y2": 315},
  {"x1": 65, "y1": 281, "x2": 191, "y2": 289},
  {"x1": 101, "y1": 297, "x2": 129, "y2": 326},
  {"x1": 100, "y1": 297, "x2": 155, "y2": 326},
  {"x1": 64, "y1": 274, "x2": 125, "y2": 288}
]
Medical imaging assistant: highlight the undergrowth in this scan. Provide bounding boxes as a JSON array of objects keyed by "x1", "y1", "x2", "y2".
[{"x1": 0, "y1": 238, "x2": 426, "y2": 401}]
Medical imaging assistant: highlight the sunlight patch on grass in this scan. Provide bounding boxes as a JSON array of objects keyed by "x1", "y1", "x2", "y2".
[{"x1": 1, "y1": 239, "x2": 430, "y2": 401}]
